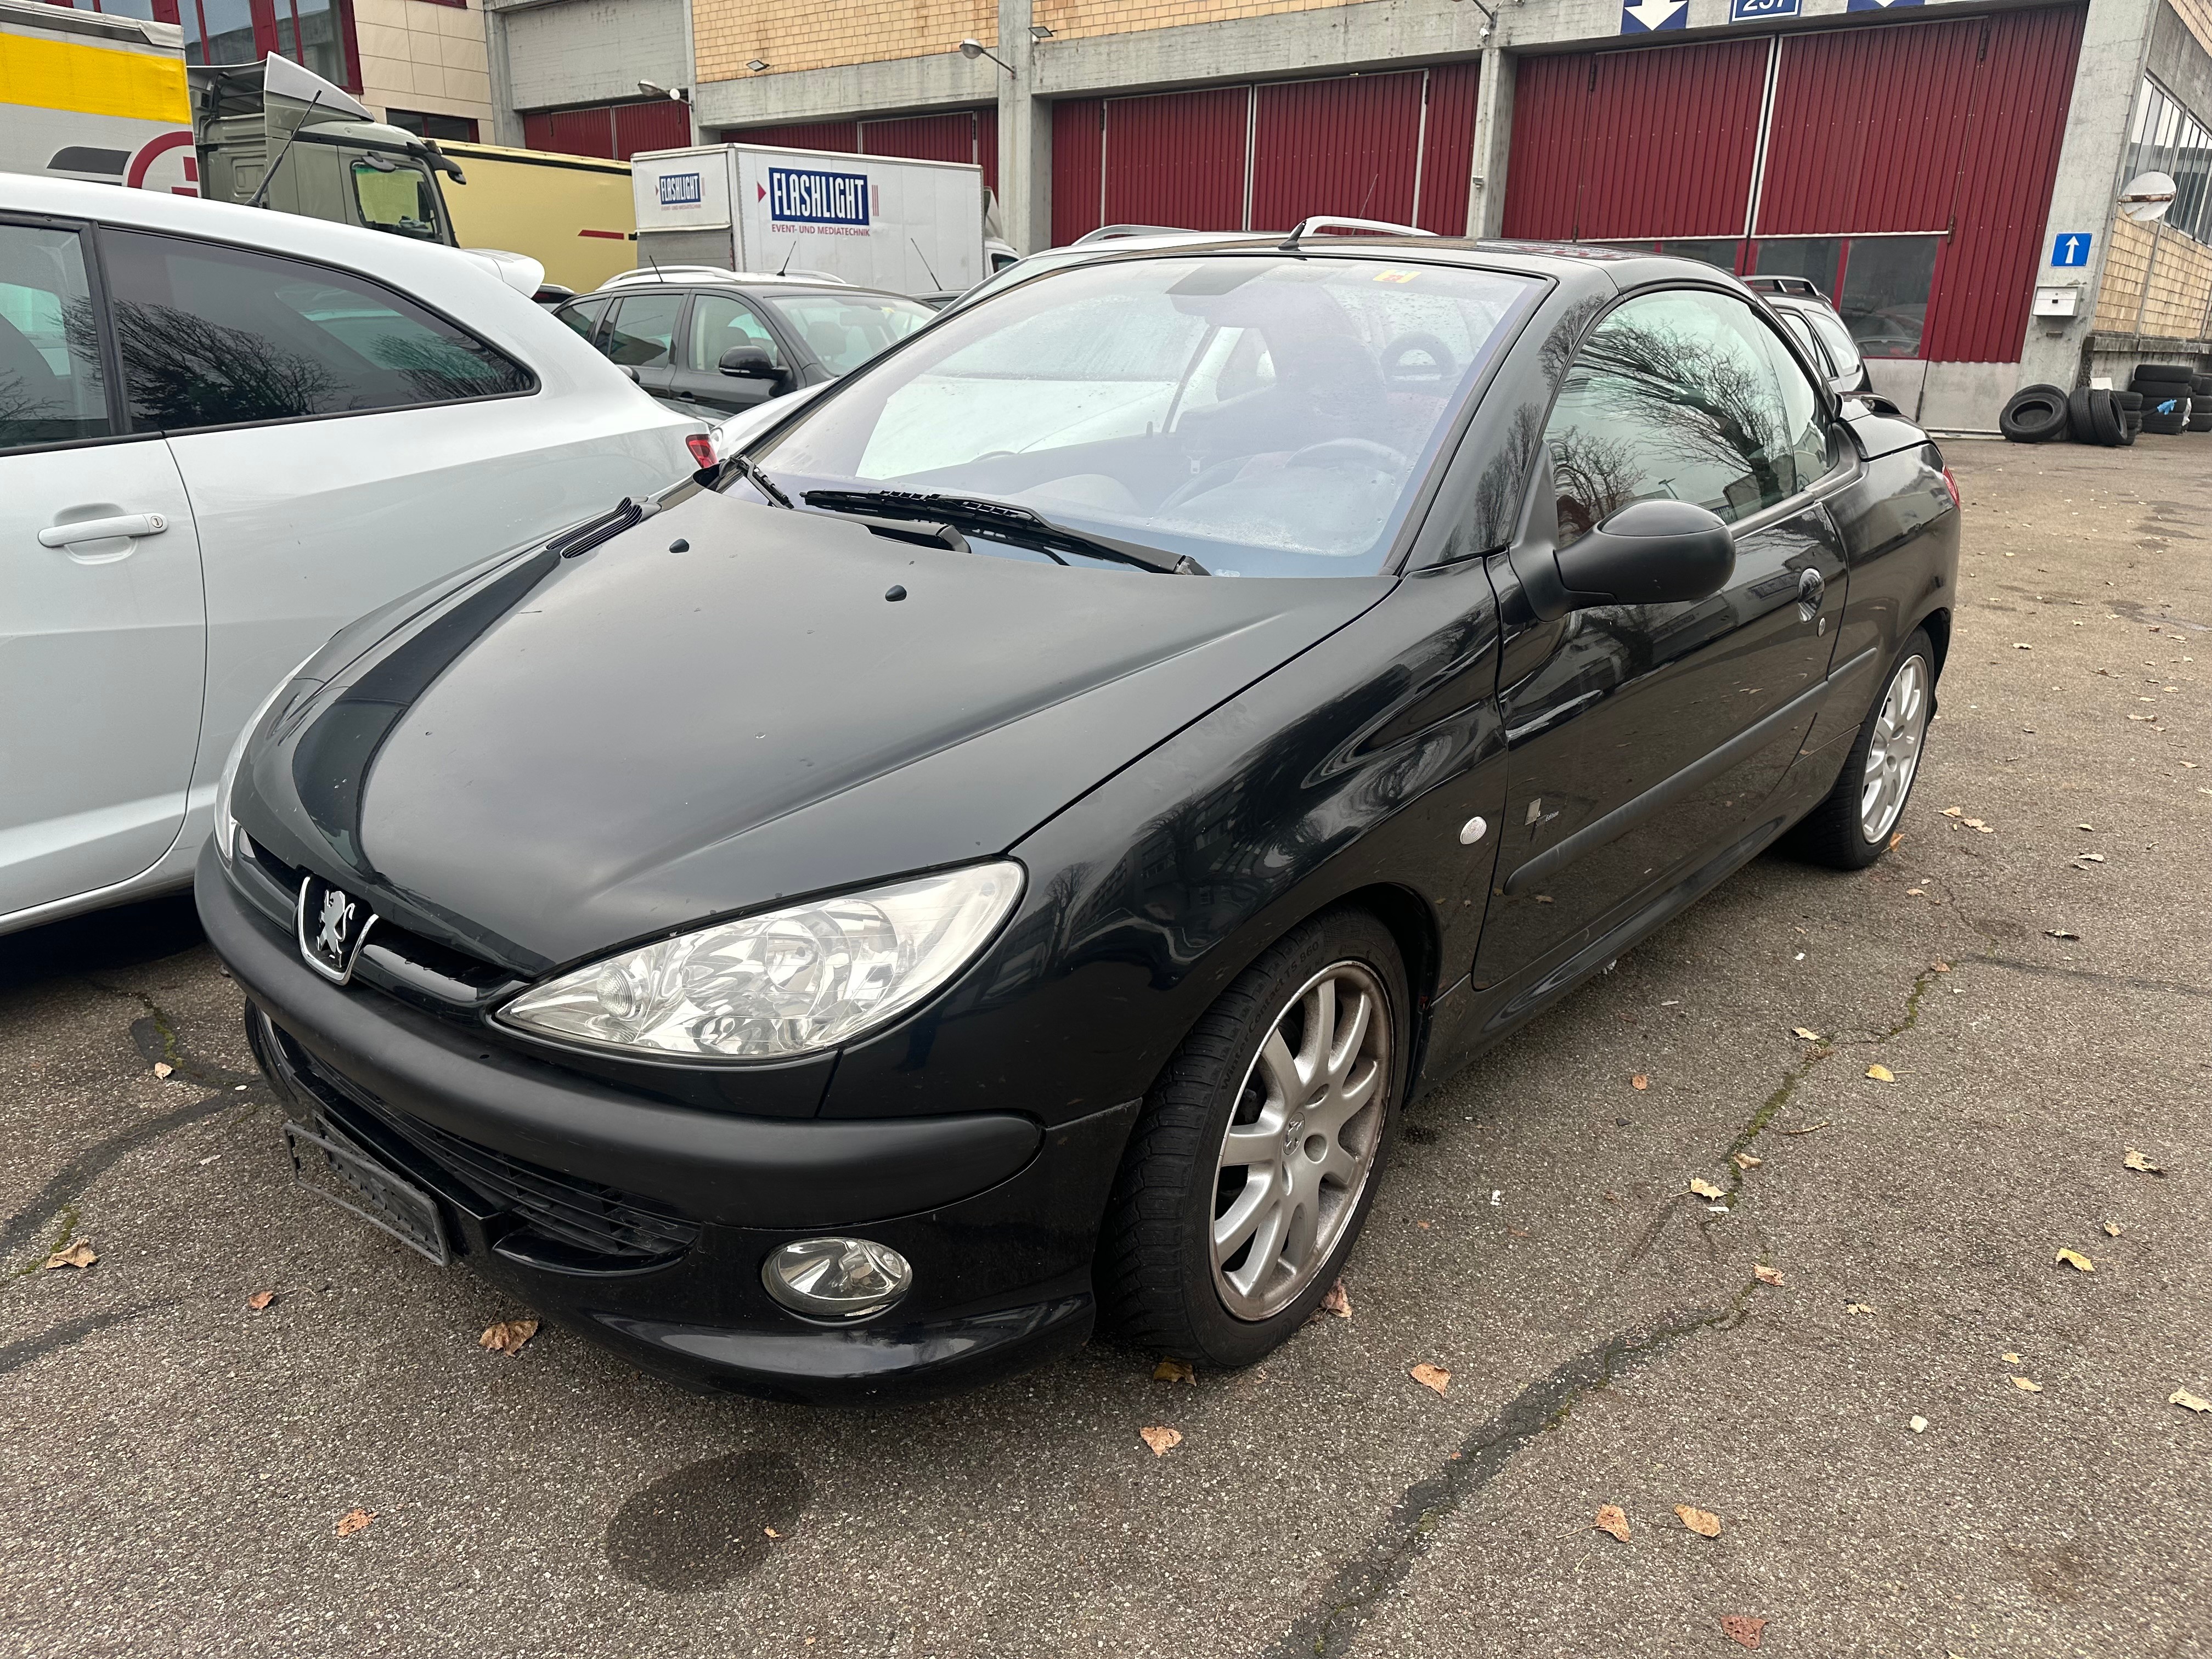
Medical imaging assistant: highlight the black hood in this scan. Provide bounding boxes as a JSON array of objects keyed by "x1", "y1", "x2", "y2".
[{"x1": 240, "y1": 488, "x2": 1389, "y2": 972}]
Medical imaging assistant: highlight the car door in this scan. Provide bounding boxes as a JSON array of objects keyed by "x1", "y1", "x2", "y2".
[
  {"x1": 1472, "y1": 284, "x2": 1848, "y2": 998},
  {"x1": 0, "y1": 215, "x2": 205, "y2": 920},
  {"x1": 93, "y1": 224, "x2": 692, "y2": 842},
  {"x1": 599, "y1": 291, "x2": 685, "y2": 403},
  {"x1": 663, "y1": 290, "x2": 792, "y2": 415}
]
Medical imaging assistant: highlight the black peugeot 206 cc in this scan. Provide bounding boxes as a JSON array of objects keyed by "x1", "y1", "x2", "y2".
[{"x1": 200, "y1": 234, "x2": 1958, "y2": 1402}]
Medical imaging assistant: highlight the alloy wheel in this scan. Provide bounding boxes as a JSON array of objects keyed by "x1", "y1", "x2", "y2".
[
  {"x1": 1860, "y1": 652, "x2": 1930, "y2": 844},
  {"x1": 1210, "y1": 961, "x2": 1391, "y2": 1321}
]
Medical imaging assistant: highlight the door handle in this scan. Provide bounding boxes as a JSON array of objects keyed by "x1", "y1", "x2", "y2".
[
  {"x1": 1796, "y1": 567, "x2": 1825, "y2": 618},
  {"x1": 40, "y1": 512, "x2": 170, "y2": 548}
]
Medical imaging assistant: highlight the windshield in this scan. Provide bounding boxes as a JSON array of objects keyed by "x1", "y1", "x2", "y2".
[
  {"x1": 752, "y1": 255, "x2": 1538, "y2": 577},
  {"x1": 350, "y1": 157, "x2": 442, "y2": 240},
  {"x1": 764, "y1": 292, "x2": 934, "y2": 375}
]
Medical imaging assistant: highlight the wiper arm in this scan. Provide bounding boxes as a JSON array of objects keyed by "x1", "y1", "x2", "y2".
[
  {"x1": 731, "y1": 452, "x2": 793, "y2": 509},
  {"x1": 801, "y1": 488, "x2": 1205, "y2": 575}
]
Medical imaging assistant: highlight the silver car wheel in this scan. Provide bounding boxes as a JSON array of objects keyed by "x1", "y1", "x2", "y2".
[
  {"x1": 1210, "y1": 961, "x2": 1391, "y2": 1322},
  {"x1": 1860, "y1": 652, "x2": 1930, "y2": 844}
]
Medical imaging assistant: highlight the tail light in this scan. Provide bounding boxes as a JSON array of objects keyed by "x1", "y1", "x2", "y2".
[
  {"x1": 685, "y1": 432, "x2": 716, "y2": 469},
  {"x1": 1941, "y1": 466, "x2": 1960, "y2": 507}
]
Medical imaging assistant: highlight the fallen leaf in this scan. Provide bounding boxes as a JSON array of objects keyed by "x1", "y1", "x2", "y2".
[
  {"x1": 1906, "y1": 887, "x2": 1926, "y2": 896},
  {"x1": 2012, "y1": 1376, "x2": 2044, "y2": 1392},
  {"x1": 2170, "y1": 1389, "x2": 2211, "y2": 1414},
  {"x1": 1887, "y1": 831, "x2": 1904, "y2": 850},
  {"x1": 1865, "y1": 1064, "x2": 1895, "y2": 1082},
  {"x1": 2055, "y1": 1249, "x2": 2095, "y2": 1273},
  {"x1": 1942, "y1": 806, "x2": 1963, "y2": 817},
  {"x1": 1410, "y1": 1363, "x2": 1451, "y2": 1396},
  {"x1": 43, "y1": 1243, "x2": 96, "y2": 1271},
  {"x1": 247, "y1": 1290, "x2": 276, "y2": 1311},
  {"x1": 1416, "y1": 1219, "x2": 1432, "y2": 1230},
  {"x1": 2078, "y1": 823, "x2": 2094, "y2": 831},
  {"x1": 477, "y1": 1318, "x2": 540, "y2": 1356},
  {"x1": 1846, "y1": 1302, "x2": 1875, "y2": 1316},
  {"x1": 1932, "y1": 960, "x2": 1950, "y2": 972},
  {"x1": 1753, "y1": 1265, "x2": 1784, "y2": 1287},
  {"x1": 763, "y1": 1526, "x2": 781, "y2": 1538},
  {"x1": 1791, "y1": 1026, "x2": 1822, "y2": 1042},
  {"x1": 1138, "y1": 1425, "x2": 1182, "y2": 1455},
  {"x1": 1674, "y1": 1504, "x2": 1723, "y2": 1538},
  {"x1": 1318, "y1": 1279, "x2": 1352, "y2": 1319},
  {"x1": 1593, "y1": 1504, "x2": 1632, "y2": 1542},
  {"x1": 1721, "y1": 1615, "x2": 1768, "y2": 1649},
  {"x1": 153, "y1": 1061, "x2": 174, "y2": 1079},
  {"x1": 1963, "y1": 816, "x2": 1986, "y2": 830},
  {"x1": 1153, "y1": 1357, "x2": 1196, "y2": 1384},
  {"x1": 334, "y1": 1508, "x2": 374, "y2": 1538},
  {"x1": 1630, "y1": 1073, "x2": 1650, "y2": 1091},
  {"x1": 2124, "y1": 1148, "x2": 2163, "y2": 1174},
  {"x1": 2079, "y1": 853, "x2": 2106, "y2": 864},
  {"x1": 1974, "y1": 823, "x2": 1994, "y2": 834},
  {"x1": 1732, "y1": 1152, "x2": 1762, "y2": 1170},
  {"x1": 1909, "y1": 1415, "x2": 1929, "y2": 1432},
  {"x1": 2003, "y1": 1352, "x2": 2022, "y2": 1363},
  {"x1": 1688, "y1": 1178, "x2": 1726, "y2": 1200},
  {"x1": 2104, "y1": 1222, "x2": 2122, "y2": 1237}
]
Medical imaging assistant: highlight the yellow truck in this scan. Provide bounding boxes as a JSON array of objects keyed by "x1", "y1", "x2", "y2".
[{"x1": 436, "y1": 142, "x2": 635, "y2": 294}]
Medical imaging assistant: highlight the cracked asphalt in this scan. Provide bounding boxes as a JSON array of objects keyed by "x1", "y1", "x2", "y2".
[{"x1": 3, "y1": 439, "x2": 2208, "y2": 1658}]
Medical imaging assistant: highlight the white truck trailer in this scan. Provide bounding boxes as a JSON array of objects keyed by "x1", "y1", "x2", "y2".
[{"x1": 629, "y1": 144, "x2": 986, "y2": 296}]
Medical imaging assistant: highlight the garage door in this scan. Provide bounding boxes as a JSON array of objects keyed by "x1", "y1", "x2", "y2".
[
  {"x1": 1052, "y1": 64, "x2": 1480, "y2": 246},
  {"x1": 718, "y1": 110, "x2": 1000, "y2": 191}
]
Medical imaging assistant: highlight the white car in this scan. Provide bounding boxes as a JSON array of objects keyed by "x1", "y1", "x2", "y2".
[{"x1": 1, "y1": 176, "x2": 707, "y2": 936}]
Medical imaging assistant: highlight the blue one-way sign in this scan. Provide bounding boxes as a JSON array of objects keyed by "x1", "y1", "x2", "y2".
[
  {"x1": 2051, "y1": 232, "x2": 2093, "y2": 267},
  {"x1": 1621, "y1": 0, "x2": 1687, "y2": 30}
]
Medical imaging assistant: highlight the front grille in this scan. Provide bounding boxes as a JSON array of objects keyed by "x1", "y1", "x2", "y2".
[
  {"x1": 273, "y1": 1026, "x2": 697, "y2": 1266},
  {"x1": 246, "y1": 838, "x2": 515, "y2": 1003}
]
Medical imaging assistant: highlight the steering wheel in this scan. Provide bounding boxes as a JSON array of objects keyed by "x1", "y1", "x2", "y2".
[
  {"x1": 1379, "y1": 331, "x2": 1457, "y2": 390},
  {"x1": 1288, "y1": 438, "x2": 1408, "y2": 473}
]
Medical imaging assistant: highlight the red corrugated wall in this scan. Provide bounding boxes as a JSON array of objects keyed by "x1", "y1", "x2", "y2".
[
  {"x1": 1418, "y1": 60, "x2": 1481, "y2": 235},
  {"x1": 523, "y1": 109, "x2": 616, "y2": 158},
  {"x1": 1578, "y1": 40, "x2": 1767, "y2": 239},
  {"x1": 1921, "y1": 7, "x2": 2084, "y2": 361},
  {"x1": 1052, "y1": 98, "x2": 1105, "y2": 245},
  {"x1": 1102, "y1": 87, "x2": 1251, "y2": 232},
  {"x1": 612, "y1": 100, "x2": 691, "y2": 160},
  {"x1": 860, "y1": 109, "x2": 998, "y2": 191},
  {"x1": 720, "y1": 121, "x2": 861, "y2": 153},
  {"x1": 1500, "y1": 54, "x2": 1588, "y2": 241},
  {"x1": 1756, "y1": 18, "x2": 1984, "y2": 234},
  {"x1": 1249, "y1": 72, "x2": 1425, "y2": 230}
]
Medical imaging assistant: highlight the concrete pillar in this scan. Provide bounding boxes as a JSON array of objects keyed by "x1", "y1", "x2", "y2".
[
  {"x1": 1468, "y1": 45, "x2": 1513, "y2": 238},
  {"x1": 482, "y1": 2, "x2": 524, "y2": 148},
  {"x1": 996, "y1": 0, "x2": 1051, "y2": 252}
]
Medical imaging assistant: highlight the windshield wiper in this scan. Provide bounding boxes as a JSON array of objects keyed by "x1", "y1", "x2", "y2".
[
  {"x1": 730, "y1": 453, "x2": 793, "y2": 509},
  {"x1": 801, "y1": 488, "x2": 1205, "y2": 575}
]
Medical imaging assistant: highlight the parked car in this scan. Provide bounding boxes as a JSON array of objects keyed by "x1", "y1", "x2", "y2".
[
  {"x1": 1745, "y1": 274, "x2": 1875, "y2": 398},
  {"x1": 554, "y1": 267, "x2": 935, "y2": 419},
  {"x1": 202, "y1": 233, "x2": 1959, "y2": 1402},
  {"x1": 1, "y1": 174, "x2": 707, "y2": 936}
]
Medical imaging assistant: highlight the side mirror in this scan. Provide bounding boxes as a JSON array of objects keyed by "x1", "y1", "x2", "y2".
[
  {"x1": 619, "y1": 365, "x2": 641, "y2": 384},
  {"x1": 719, "y1": 346, "x2": 780, "y2": 378},
  {"x1": 1554, "y1": 499, "x2": 1735, "y2": 608}
]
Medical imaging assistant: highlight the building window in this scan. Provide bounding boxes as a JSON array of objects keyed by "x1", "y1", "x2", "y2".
[
  {"x1": 178, "y1": 0, "x2": 361, "y2": 95},
  {"x1": 386, "y1": 110, "x2": 479, "y2": 142},
  {"x1": 2124, "y1": 77, "x2": 2212, "y2": 245}
]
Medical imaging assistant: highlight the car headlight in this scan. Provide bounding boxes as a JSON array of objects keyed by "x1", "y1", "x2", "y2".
[
  {"x1": 495, "y1": 860, "x2": 1024, "y2": 1062},
  {"x1": 213, "y1": 664, "x2": 314, "y2": 865}
]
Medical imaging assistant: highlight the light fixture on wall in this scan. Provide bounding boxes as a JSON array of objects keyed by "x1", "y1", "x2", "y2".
[
  {"x1": 959, "y1": 38, "x2": 1017, "y2": 75},
  {"x1": 637, "y1": 78, "x2": 689, "y2": 100},
  {"x1": 1029, "y1": 24, "x2": 1053, "y2": 38},
  {"x1": 1450, "y1": 0, "x2": 1497, "y2": 42},
  {"x1": 745, "y1": 58, "x2": 769, "y2": 72}
]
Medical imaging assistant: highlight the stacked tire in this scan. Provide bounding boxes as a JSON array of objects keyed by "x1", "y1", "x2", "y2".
[
  {"x1": 2061, "y1": 385, "x2": 2128, "y2": 447},
  {"x1": 2131, "y1": 364, "x2": 2196, "y2": 435},
  {"x1": 2195, "y1": 373, "x2": 2212, "y2": 433},
  {"x1": 1999, "y1": 382, "x2": 2070, "y2": 443}
]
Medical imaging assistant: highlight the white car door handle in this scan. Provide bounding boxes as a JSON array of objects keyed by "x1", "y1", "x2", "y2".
[{"x1": 39, "y1": 512, "x2": 169, "y2": 548}]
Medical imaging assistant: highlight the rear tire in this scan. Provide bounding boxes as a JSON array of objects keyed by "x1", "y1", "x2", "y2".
[
  {"x1": 1097, "y1": 909, "x2": 1408, "y2": 1368},
  {"x1": 1788, "y1": 629, "x2": 1935, "y2": 871}
]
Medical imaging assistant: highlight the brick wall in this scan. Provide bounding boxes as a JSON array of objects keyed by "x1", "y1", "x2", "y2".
[
  {"x1": 2093, "y1": 210, "x2": 2212, "y2": 337},
  {"x1": 696, "y1": 0, "x2": 996, "y2": 84},
  {"x1": 2166, "y1": 0, "x2": 2212, "y2": 61}
]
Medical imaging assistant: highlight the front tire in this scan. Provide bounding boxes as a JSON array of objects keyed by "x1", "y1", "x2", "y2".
[
  {"x1": 1789, "y1": 628, "x2": 1934, "y2": 870},
  {"x1": 1096, "y1": 909, "x2": 1408, "y2": 1367}
]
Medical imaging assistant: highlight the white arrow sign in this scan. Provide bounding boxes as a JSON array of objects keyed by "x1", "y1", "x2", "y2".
[{"x1": 1622, "y1": 0, "x2": 1687, "y2": 27}]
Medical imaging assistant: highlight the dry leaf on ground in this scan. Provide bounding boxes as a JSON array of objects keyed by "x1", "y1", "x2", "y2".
[
  {"x1": 1753, "y1": 1265, "x2": 1785, "y2": 1287},
  {"x1": 1630, "y1": 1073, "x2": 1650, "y2": 1091},
  {"x1": 2103, "y1": 1222, "x2": 2123, "y2": 1237},
  {"x1": 1943, "y1": 806, "x2": 1962, "y2": 817},
  {"x1": 2055, "y1": 1249, "x2": 2095, "y2": 1273},
  {"x1": 334, "y1": 1508, "x2": 374, "y2": 1538},
  {"x1": 1410, "y1": 1363, "x2": 1451, "y2": 1396},
  {"x1": 1733, "y1": 1152, "x2": 1762, "y2": 1170},
  {"x1": 43, "y1": 1243, "x2": 97, "y2": 1271},
  {"x1": 1720, "y1": 1614, "x2": 1768, "y2": 1649},
  {"x1": 2003, "y1": 1352, "x2": 2022, "y2": 1363},
  {"x1": 247, "y1": 1290, "x2": 276, "y2": 1311},
  {"x1": 477, "y1": 1318, "x2": 540, "y2": 1356},
  {"x1": 2012, "y1": 1376, "x2": 2044, "y2": 1392},
  {"x1": 763, "y1": 1527, "x2": 781, "y2": 1538},
  {"x1": 1675, "y1": 1504, "x2": 1723, "y2": 1538},
  {"x1": 1593, "y1": 1504, "x2": 1631, "y2": 1542},
  {"x1": 1791, "y1": 1026, "x2": 1822, "y2": 1042},
  {"x1": 1153, "y1": 1357, "x2": 1195, "y2": 1385},
  {"x1": 2170, "y1": 1389, "x2": 2211, "y2": 1414},
  {"x1": 1846, "y1": 1302, "x2": 1875, "y2": 1316},
  {"x1": 1319, "y1": 1279, "x2": 1352, "y2": 1319},
  {"x1": 153, "y1": 1062, "x2": 174, "y2": 1079},
  {"x1": 1138, "y1": 1425, "x2": 1182, "y2": 1455},
  {"x1": 1688, "y1": 1178, "x2": 1726, "y2": 1200},
  {"x1": 1865, "y1": 1063, "x2": 1896, "y2": 1082},
  {"x1": 2124, "y1": 1147, "x2": 2163, "y2": 1174}
]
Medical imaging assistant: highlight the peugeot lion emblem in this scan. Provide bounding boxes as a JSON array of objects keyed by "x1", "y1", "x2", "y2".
[{"x1": 297, "y1": 875, "x2": 379, "y2": 985}]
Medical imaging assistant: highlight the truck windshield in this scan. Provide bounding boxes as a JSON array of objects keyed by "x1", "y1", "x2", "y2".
[
  {"x1": 751, "y1": 255, "x2": 1539, "y2": 578},
  {"x1": 351, "y1": 159, "x2": 442, "y2": 240}
]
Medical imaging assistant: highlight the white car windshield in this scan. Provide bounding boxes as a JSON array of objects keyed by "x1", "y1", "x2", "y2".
[{"x1": 752, "y1": 255, "x2": 1540, "y2": 578}]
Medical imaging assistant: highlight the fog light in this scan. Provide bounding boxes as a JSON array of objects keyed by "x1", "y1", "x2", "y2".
[{"x1": 762, "y1": 1237, "x2": 912, "y2": 1321}]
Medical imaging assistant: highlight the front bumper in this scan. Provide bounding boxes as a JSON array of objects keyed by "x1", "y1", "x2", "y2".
[{"x1": 198, "y1": 843, "x2": 1137, "y2": 1402}]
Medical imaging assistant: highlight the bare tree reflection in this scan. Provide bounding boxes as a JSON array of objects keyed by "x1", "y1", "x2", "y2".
[{"x1": 104, "y1": 301, "x2": 340, "y2": 427}]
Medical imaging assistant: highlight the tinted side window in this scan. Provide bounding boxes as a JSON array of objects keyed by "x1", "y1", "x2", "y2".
[
  {"x1": 688, "y1": 294, "x2": 782, "y2": 369},
  {"x1": 558, "y1": 296, "x2": 610, "y2": 345},
  {"x1": 102, "y1": 229, "x2": 530, "y2": 432},
  {"x1": 1545, "y1": 288, "x2": 1822, "y2": 547},
  {"x1": 0, "y1": 224, "x2": 111, "y2": 452},
  {"x1": 603, "y1": 294, "x2": 682, "y2": 368}
]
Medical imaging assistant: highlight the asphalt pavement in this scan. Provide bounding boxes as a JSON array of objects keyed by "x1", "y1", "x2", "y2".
[{"x1": 2, "y1": 439, "x2": 2207, "y2": 1658}]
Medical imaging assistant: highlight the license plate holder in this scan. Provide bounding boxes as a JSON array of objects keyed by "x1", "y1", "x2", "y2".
[{"x1": 284, "y1": 1120, "x2": 452, "y2": 1266}]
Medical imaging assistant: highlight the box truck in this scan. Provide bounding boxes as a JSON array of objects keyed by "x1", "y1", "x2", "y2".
[
  {"x1": 436, "y1": 140, "x2": 635, "y2": 293},
  {"x1": 0, "y1": 0, "x2": 198, "y2": 194},
  {"x1": 630, "y1": 144, "x2": 986, "y2": 296}
]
